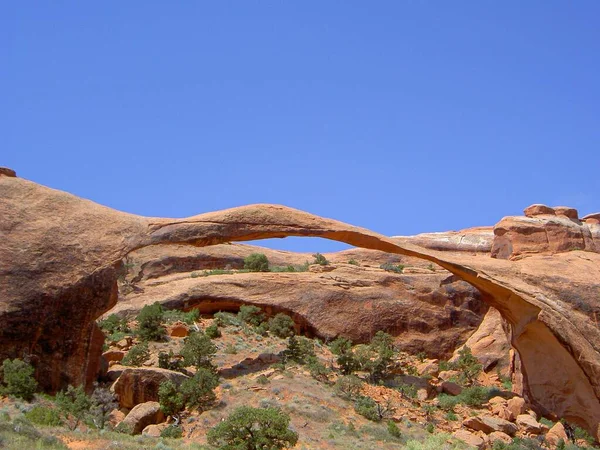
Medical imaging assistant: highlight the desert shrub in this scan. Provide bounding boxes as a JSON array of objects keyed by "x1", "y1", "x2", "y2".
[
  {"x1": 214, "y1": 311, "x2": 241, "y2": 327},
  {"x1": 158, "y1": 350, "x2": 184, "y2": 372},
  {"x1": 181, "y1": 331, "x2": 217, "y2": 371},
  {"x1": 387, "y1": 420, "x2": 402, "y2": 438},
  {"x1": 244, "y1": 253, "x2": 270, "y2": 272},
  {"x1": 207, "y1": 406, "x2": 298, "y2": 450},
  {"x1": 330, "y1": 337, "x2": 359, "y2": 375},
  {"x1": 180, "y1": 368, "x2": 219, "y2": 412},
  {"x1": 282, "y1": 336, "x2": 315, "y2": 364},
  {"x1": 121, "y1": 342, "x2": 150, "y2": 366},
  {"x1": 425, "y1": 422, "x2": 435, "y2": 433},
  {"x1": 348, "y1": 259, "x2": 359, "y2": 266},
  {"x1": 354, "y1": 396, "x2": 382, "y2": 422},
  {"x1": 313, "y1": 253, "x2": 329, "y2": 265},
  {"x1": 0, "y1": 358, "x2": 38, "y2": 401},
  {"x1": 365, "y1": 331, "x2": 395, "y2": 383},
  {"x1": 573, "y1": 426, "x2": 595, "y2": 445},
  {"x1": 163, "y1": 309, "x2": 200, "y2": 325},
  {"x1": 446, "y1": 410, "x2": 458, "y2": 421},
  {"x1": 380, "y1": 263, "x2": 404, "y2": 273},
  {"x1": 268, "y1": 313, "x2": 295, "y2": 338},
  {"x1": 55, "y1": 385, "x2": 93, "y2": 430},
  {"x1": 437, "y1": 386, "x2": 496, "y2": 410},
  {"x1": 158, "y1": 380, "x2": 184, "y2": 417},
  {"x1": 238, "y1": 305, "x2": 266, "y2": 327},
  {"x1": 98, "y1": 314, "x2": 130, "y2": 336},
  {"x1": 160, "y1": 424, "x2": 183, "y2": 439},
  {"x1": 306, "y1": 356, "x2": 330, "y2": 382},
  {"x1": 205, "y1": 323, "x2": 221, "y2": 339},
  {"x1": 136, "y1": 302, "x2": 165, "y2": 341},
  {"x1": 334, "y1": 375, "x2": 363, "y2": 400},
  {"x1": 396, "y1": 382, "x2": 418, "y2": 399},
  {"x1": 24, "y1": 406, "x2": 62, "y2": 426},
  {"x1": 256, "y1": 375, "x2": 270, "y2": 385},
  {"x1": 452, "y1": 346, "x2": 482, "y2": 385},
  {"x1": 224, "y1": 343, "x2": 238, "y2": 354}
]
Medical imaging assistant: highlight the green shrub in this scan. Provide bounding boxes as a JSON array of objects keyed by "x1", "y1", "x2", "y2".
[
  {"x1": 380, "y1": 263, "x2": 405, "y2": 273},
  {"x1": 207, "y1": 406, "x2": 298, "y2": 450},
  {"x1": 354, "y1": 396, "x2": 382, "y2": 422},
  {"x1": 158, "y1": 351, "x2": 183, "y2": 372},
  {"x1": 397, "y1": 382, "x2": 418, "y2": 399},
  {"x1": 121, "y1": 342, "x2": 150, "y2": 366},
  {"x1": 573, "y1": 426, "x2": 595, "y2": 445},
  {"x1": 160, "y1": 424, "x2": 183, "y2": 439},
  {"x1": 244, "y1": 253, "x2": 270, "y2": 272},
  {"x1": 180, "y1": 368, "x2": 219, "y2": 412},
  {"x1": 181, "y1": 331, "x2": 217, "y2": 371},
  {"x1": 238, "y1": 305, "x2": 265, "y2": 326},
  {"x1": 205, "y1": 323, "x2": 221, "y2": 339},
  {"x1": 306, "y1": 356, "x2": 330, "y2": 382},
  {"x1": 283, "y1": 336, "x2": 315, "y2": 364},
  {"x1": 452, "y1": 346, "x2": 482, "y2": 385},
  {"x1": 158, "y1": 380, "x2": 184, "y2": 417},
  {"x1": 224, "y1": 343, "x2": 238, "y2": 354},
  {"x1": 387, "y1": 420, "x2": 402, "y2": 438},
  {"x1": 425, "y1": 422, "x2": 435, "y2": 433},
  {"x1": 163, "y1": 309, "x2": 199, "y2": 325},
  {"x1": 334, "y1": 375, "x2": 363, "y2": 400},
  {"x1": 268, "y1": 313, "x2": 295, "y2": 338},
  {"x1": 55, "y1": 385, "x2": 93, "y2": 430},
  {"x1": 24, "y1": 406, "x2": 62, "y2": 426},
  {"x1": 98, "y1": 314, "x2": 130, "y2": 335},
  {"x1": 0, "y1": 358, "x2": 38, "y2": 401},
  {"x1": 136, "y1": 302, "x2": 165, "y2": 341},
  {"x1": 256, "y1": 375, "x2": 270, "y2": 385},
  {"x1": 348, "y1": 259, "x2": 359, "y2": 266},
  {"x1": 213, "y1": 311, "x2": 241, "y2": 327},
  {"x1": 313, "y1": 253, "x2": 329, "y2": 265},
  {"x1": 330, "y1": 337, "x2": 360, "y2": 375},
  {"x1": 89, "y1": 385, "x2": 117, "y2": 430},
  {"x1": 438, "y1": 386, "x2": 496, "y2": 410}
]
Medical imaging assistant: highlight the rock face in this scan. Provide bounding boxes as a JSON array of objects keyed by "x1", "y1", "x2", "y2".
[
  {"x1": 1, "y1": 172, "x2": 600, "y2": 440},
  {"x1": 492, "y1": 204, "x2": 600, "y2": 259},
  {"x1": 111, "y1": 367, "x2": 188, "y2": 408},
  {"x1": 451, "y1": 307, "x2": 511, "y2": 375},
  {"x1": 463, "y1": 415, "x2": 518, "y2": 436}
]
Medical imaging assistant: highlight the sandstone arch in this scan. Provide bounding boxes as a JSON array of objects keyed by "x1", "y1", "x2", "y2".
[{"x1": 1, "y1": 172, "x2": 599, "y2": 439}]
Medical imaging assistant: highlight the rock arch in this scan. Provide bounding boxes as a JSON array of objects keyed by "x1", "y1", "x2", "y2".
[{"x1": 1, "y1": 172, "x2": 599, "y2": 439}]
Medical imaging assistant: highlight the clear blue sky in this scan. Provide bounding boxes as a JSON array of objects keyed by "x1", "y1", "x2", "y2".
[{"x1": 3, "y1": 2, "x2": 599, "y2": 252}]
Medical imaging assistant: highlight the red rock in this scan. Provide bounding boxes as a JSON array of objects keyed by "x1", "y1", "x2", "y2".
[
  {"x1": 0, "y1": 167, "x2": 16, "y2": 177},
  {"x1": 453, "y1": 429, "x2": 485, "y2": 449},
  {"x1": 524, "y1": 204, "x2": 556, "y2": 217},
  {"x1": 102, "y1": 350, "x2": 126, "y2": 363},
  {"x1": 112, "y1": 367, "x2": 188, "y2": 408},
  {"x1": 441, "y1": 381, "x2": 463, "y2": 396},
  {"x1": 507, "y1": 397, "x2": 526, "y2": 419},
  {"x1": 463, "y1": 415, "x2": 518, "y2": 436},
  {"x1": 488, "y1": 431, "x2": 512, "y2": 445},
  {"x1": 142, "y1": 423, "x2": 168, "y2": 437},
  {"x1": 553, "y1": 206, "x2": 579, "y2": 220},
  {"x1": 167, "y1": 321, "x2": 189, "y2": 337},
  {"x1": 516, "y1": 414, "x2": 543, "y2": 434},
  {"x1": 119, "y1": 401, "x2": 165, "y2": 435},
  {"x1": 545, "y1": 421, "x2": 568, "y2": 447}
]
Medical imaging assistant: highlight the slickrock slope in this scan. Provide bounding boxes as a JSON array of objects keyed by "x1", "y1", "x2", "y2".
[{"x1": 1, "y1": 170, "x2": 599, "y2": 439}]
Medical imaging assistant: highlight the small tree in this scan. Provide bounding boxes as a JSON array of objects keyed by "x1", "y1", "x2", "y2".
[
  {"x1": 354, "y1": 396, "x2": 393, "y2": 422},
  {"x1": 244, "y1": 253, "x2": 270, "y2": 272},
  {"x1": 205, "y1": 323, "x2": 221, "y2": 339},
  {"x1": 330, "y1": 337, "x2": 359, "y2": 375},
  {"x1": 56, "y1": 385, "x2": 93, "y2": 430},
  {"x1": 181, "y1": 331, "x2": 217, "y2": 371},
  {"x1": 207, "y1": 406, "x2": 298, "y2": 450},
  {"x1": 136, "y1": 302, "x2": 165, "y2": 341},
  {"x1": 180, "y1": 368, "x2": 219, "y2": 412},
  {"x1": 238, "y1": 305, "x2": 266, "y2": 327},
  {"x1": 0, "y1": 358, "x2": 38, "y2": 401},
  {"x1": 268, "y1": 313, "x2": 295, "y2": 338},
  {"x1": 90, "y1": 384, "x2": 117, "y2": 429},
  {"x1": 334, "y1": 375, "x2": 363, "y2": 400},
  {"x1": 453, "y1": 346, "x2": 482, "y2": 385},
  {"x1": 158, "y1": 380, "x2": 185, "y2": 417},
  {"x1": 283, "y1": 336, "x2": 315, "y2": 364},
  {"x1": 98, "y1": 314, "x2": 130, "y2": 335},
  {"x1": 121, "y1": 342, "x2": 150, "y2": 366},
  {"x1": 313, "y1": 253, "x2": 329, "y2": 265}
]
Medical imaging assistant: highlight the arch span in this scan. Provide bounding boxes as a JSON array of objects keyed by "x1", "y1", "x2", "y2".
[{"x1": 1, "y1": 175, "x2": 599, "y2": 439}]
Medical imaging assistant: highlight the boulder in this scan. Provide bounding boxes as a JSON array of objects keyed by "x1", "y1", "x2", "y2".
[
  {"x1": 441, "y1": 381, "x2": 463, "y2": 396},
  {"x1": 490, "y1": 403, "x2": 514, "y2": 422},
  {"x1": 108, "y1": 408, "x2": 126, "y2": 428},
  {"x1": 554, "y1": 206, "x2": 578, "y2": 220},
  {"x1": 0, "y1": 167, "x2": 16, "y2": 177},
  {"x1": 438, "y1": 370, "x2": 460, "y2": 382},
  {"x1": 544, "y1": 422, "x2": 568, "y2": 447},
  {"x1": 463, "y1": 415, "x2": 518, "y2": 436},
  {"x1": 582, "y1": 213, "x2": 600, "y2": 225},
  {"x1": 103, "y1": 350, "x2": 126, "y2": 363},
  {"x1": 488, "y1": 431, "x2": 512, "y2": 445},
  {"x1": 516, "y1": 414, "x2": 544, "y2": 435},
  {"x1": 452, "y1": 429, "x2": 485, "y2": 449},
  {"x1": 142, "y1": 423, "x2": 168, "y2": 437},
  {"x1": 416, "y1": 360, "x2": 439, "y2": 377},
  {"x1": 119, "y1": 401, "x2": 165, "y2": 435},
  {"x1": 507, "y1": 397, "x2": 526, "y2": 419},
  {"x1": 112, "y1": 367, "x2": 188, "y2": 408}
]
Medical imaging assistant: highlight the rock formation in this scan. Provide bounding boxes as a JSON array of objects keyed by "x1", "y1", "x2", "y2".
[{"x1": 1, "y1": 169, "x2": 599, "y2": 440}]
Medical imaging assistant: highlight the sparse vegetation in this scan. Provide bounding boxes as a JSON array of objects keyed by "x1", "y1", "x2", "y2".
[
  {"x1": 163, "y1": 308, "x2": 200, "y2": 325},
  {"x1": 313, "y1": 252, "x2": 329, "y2": 265},
  {"x1": 268, "y1": 313, "x2": 295, "y2": 338},
  {"x1": 205, "y1": 323, "x2": 221, "y2": 338},
  {"x1": 380, "y1": 263, "x2": 405, "y2": 273},
  {"x1": 24, "y1": 405, "x2": 62, "y2": 426},
  {"x1": 55, "y1": 385, "x2": 93, "y2": 430},
  {"x1": 238, "y1": 305, "x2": 266, "y2": 327}
]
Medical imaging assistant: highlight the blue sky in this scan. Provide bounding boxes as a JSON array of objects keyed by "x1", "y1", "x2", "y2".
[{"x1": 3, "y1": 2, "x2": 599, "y2": 252}]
